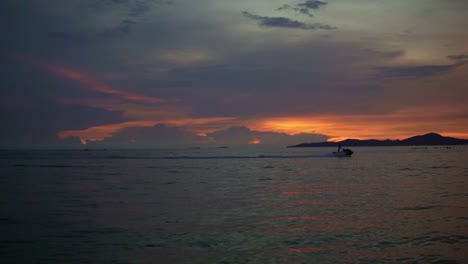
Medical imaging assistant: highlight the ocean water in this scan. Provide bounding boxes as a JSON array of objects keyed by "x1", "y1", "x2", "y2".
[{"x1": 1, "y1": 146, "x2": 467, "y2": 264}]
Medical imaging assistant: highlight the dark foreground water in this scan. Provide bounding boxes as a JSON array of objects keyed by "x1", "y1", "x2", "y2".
[{"x1": 1, "y1": 146, "x2": 467, "y2": 264}]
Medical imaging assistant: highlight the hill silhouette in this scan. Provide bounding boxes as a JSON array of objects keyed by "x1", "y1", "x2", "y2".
[{"x1": 288, "y1": 133, "x2": 468, "y2": 147}]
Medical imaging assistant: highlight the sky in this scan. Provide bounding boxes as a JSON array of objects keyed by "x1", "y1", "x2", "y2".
[{"x1": 1, "y1": 0, "x2": 467, "y2": 148}]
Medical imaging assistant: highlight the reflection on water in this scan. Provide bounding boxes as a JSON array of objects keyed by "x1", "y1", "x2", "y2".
[{"x1": 0, "y1": 146, "x2": 467, "y2": 263}]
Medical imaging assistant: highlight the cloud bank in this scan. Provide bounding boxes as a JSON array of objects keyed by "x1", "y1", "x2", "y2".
[{"x1": 82, "y1": 125, "x2": 329, "y2": 148}]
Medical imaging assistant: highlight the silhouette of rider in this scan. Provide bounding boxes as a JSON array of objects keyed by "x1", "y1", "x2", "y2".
[{"x1": 338, "y1": 143, "x2": 342, "y2": 152}]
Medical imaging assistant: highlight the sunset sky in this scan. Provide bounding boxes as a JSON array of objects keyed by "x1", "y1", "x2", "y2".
[{"x1": 1, "y1": 0, "x2": 467, "y2": 147}]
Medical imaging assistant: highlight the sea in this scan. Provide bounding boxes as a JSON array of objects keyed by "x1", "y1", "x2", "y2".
[{"x1": 1, "y1": 146, "x2": 467, "y2": 264}]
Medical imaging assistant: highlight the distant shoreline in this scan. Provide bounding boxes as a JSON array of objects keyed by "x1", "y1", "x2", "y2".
[{"x1": 288, "y1": 132, "x2": 468, "y2": 148}]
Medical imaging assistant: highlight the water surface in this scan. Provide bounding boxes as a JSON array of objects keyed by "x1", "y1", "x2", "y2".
[{"x1": 1, "y1": 146, "x2": 467, "y2": 263}]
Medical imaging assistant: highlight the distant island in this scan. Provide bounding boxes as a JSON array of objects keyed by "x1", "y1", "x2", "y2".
[{"x1": 288, "y1": 133, "x2": 468, "y2": 148}]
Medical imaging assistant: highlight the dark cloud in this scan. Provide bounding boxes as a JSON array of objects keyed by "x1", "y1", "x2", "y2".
[
  {"x1": 242, "y1": 11, "x2": 310, "y2": 29},
  {"x1": 448, "y1": 54, "x2": 468, "y2": 63},
  {"x1": 86, "y1": 0, "x2": 166, "y2": 36},
  {"x1": 2, "y1": 0, "x2": 173, "y2": 47},
  {"x1": 146, "y1": 41, "x2": 405, "y2": 117},
  {"x1": 278, "y1": 5, "x2": 313, "y2": 17},
  {"x1": 0, "y1": 99, "x2": 126, "y2": 148},
  {"x1": 298, "y1": 0, "x2": 327, "y2": 10},
  {"x1": 278, "y1": 0, "x2": 328, "y2": 17},
  {"x1": 375, "y1": 59, "x2": 465, "y2": 79},
  {"x1": 88, "y1": 0, "x2": 171, "y2": 17},
  {"x1": 242, "y1": 11, "x2": 336, "y2": 30}
]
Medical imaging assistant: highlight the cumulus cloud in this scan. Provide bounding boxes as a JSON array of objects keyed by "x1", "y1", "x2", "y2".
[
  {"x1": 206, "y1": 126, "x2": 329, "y2": 146},
  {"x1": 87, "y1": 124, "x2": 202, "y2": 148},
  {"x1": 242, "y1": 11, "x2": 336, "y2": 30},
  {"x1": 83, "y1": 125, "x2": 329, "y2": 148}
]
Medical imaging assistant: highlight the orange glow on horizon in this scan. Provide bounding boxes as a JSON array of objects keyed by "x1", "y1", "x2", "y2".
[
  {"x1": 244, "y1": 106, "x2": 468, "y2": 141},
  {"x1": 248, "y1": 138, "x2": 261, "y2": 144},
  {"x1": 260, "y1": 120, "x2": 317, "y2": 133}
]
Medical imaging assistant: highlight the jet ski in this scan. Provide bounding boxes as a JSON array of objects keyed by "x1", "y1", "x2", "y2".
[{"x1": 332, "y1": 148, "x2": 353, "y2": 157}]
